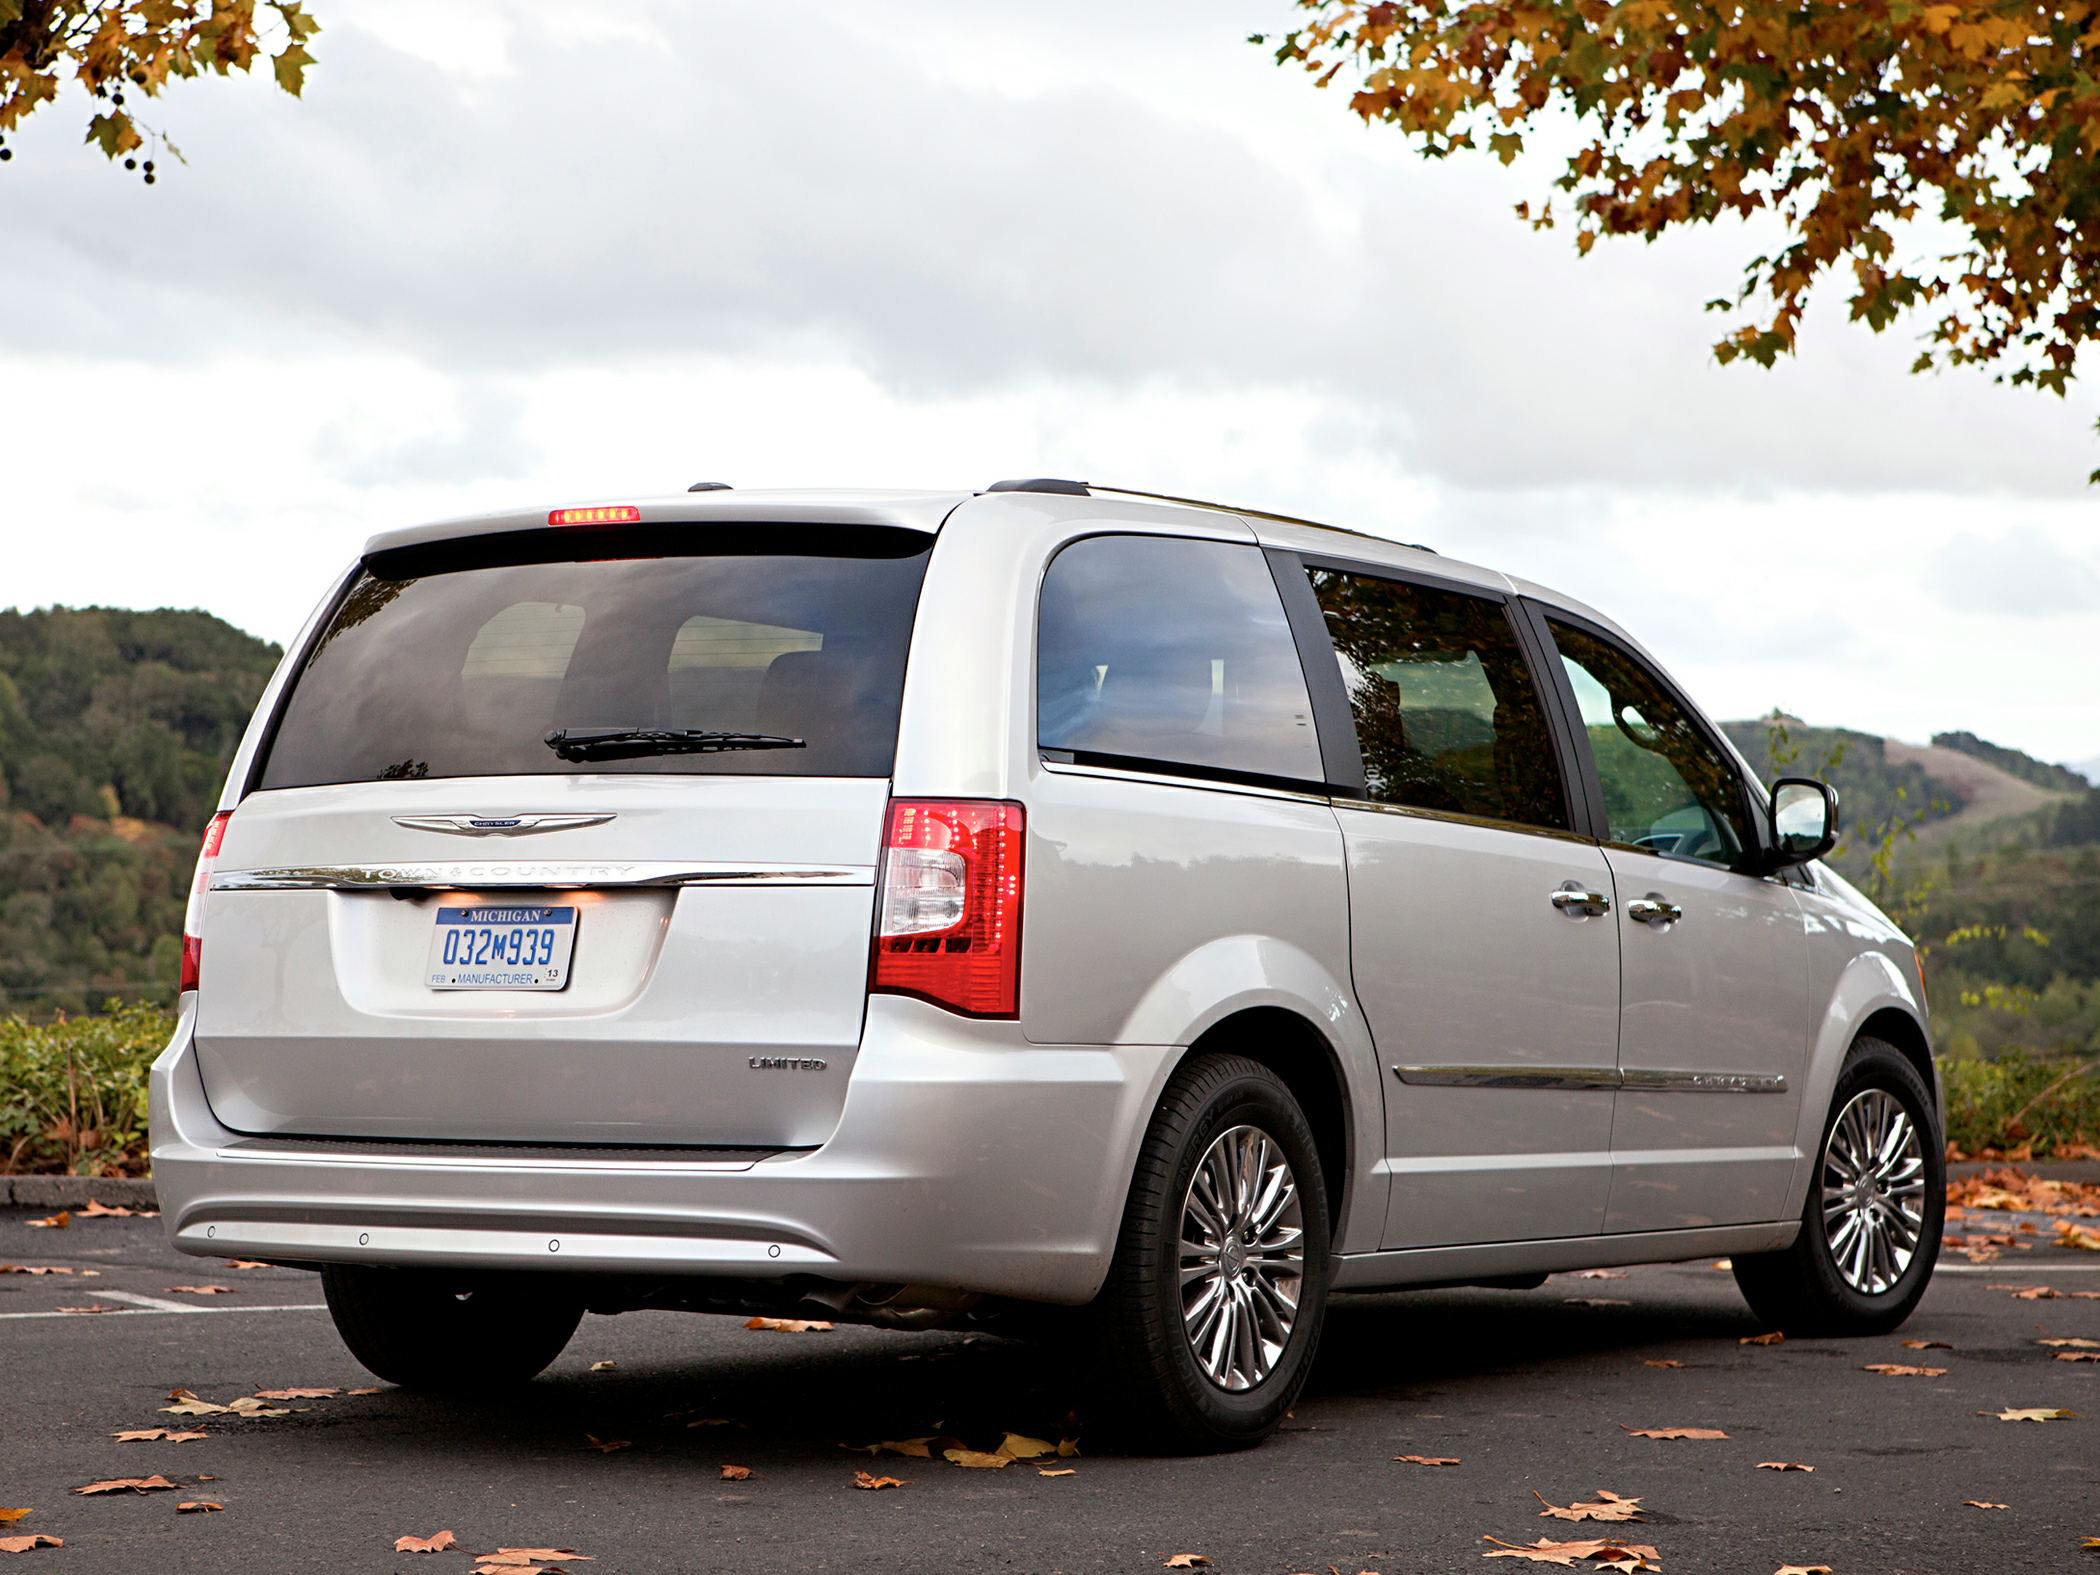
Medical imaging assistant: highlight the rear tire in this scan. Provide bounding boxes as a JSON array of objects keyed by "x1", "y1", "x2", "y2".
[
  {"x1": 1090, "y1": 1053, "x2": 1330, "y2": 1453},
  {"x1": 322, "y1": 1266, "x2": 584, "y2": 1390},
  {"x1": 1733, "y1": 1037, "x2": 1943, "y2": 1337}
]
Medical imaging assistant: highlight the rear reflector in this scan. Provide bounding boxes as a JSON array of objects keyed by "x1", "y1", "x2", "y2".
[
  {"x1": 179, "y1": 810, "x2": 232, "y2": 995},
  {"x1": 871, "y1": 799, "x2": 1024, "y2": 1019},
  {"x1": 549, "y1": 505, "x2": 641, "y2": 526}
]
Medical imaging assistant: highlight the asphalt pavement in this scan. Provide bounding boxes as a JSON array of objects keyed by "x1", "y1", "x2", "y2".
[{"x1": 3, "y1": 1205, "x2": 2096, "y2": 1574}]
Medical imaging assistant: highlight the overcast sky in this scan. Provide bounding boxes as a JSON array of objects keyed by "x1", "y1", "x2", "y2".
[{"x1": 3, "y1": 0, "x2": 2095, "y2": 770}]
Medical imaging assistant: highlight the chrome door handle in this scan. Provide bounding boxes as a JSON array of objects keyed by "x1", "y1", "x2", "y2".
[
  {"x1": 1550, "y1": 883, "x2": 1612, "y2": 919},
  {"x1": 1628, "y1": 895, "x2": 1683, "y2": 927}
]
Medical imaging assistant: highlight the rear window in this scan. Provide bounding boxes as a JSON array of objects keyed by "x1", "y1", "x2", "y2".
[{"x1": 256, "y1": 526, "x2": 933, "y2": 787}]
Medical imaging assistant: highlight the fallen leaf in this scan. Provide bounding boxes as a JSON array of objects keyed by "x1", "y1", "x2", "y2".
[
  {"x1": 1900, "y1": 1339, "x2": 1953, "y2": 1350},
  {"x1": 2074, "y1": 1291, "x2": 2100, "y2": 1300},
  {"x1": 26, "y1": 1213, "x2": 70, "y2": 1229},
  {"x1": 1979, "y1": 1407, "x2": 2078, "y2": 1421},
  {"x1": 719, "y1": 1464, "x2": 752, "y2": 1480},
  {"x1": 943, "y1": 1448, "x2": 1012, "y2": 1469},
  {"x1": 1862, "y1": 1364, "x2": 1947, "y2": 1377},
  {"x1": 347, "y1": 1387, "x2": 384, "y2": 1395},
  {"x1": 1162, "y1": 1558, "x2": 1212, "y2": 1569},
  {"x1": 589, "y1": 1361, "x2": 617, "y2": 1371},
  {"x1": 225, "y1": 1260, "x2": 270, "y2": 1270},
  {"x1": 78, "y1": 1200, "x2": 152, "y2": 1218},
  {"x1": 0, "y1": 1264, "x2": 73, "y2": 1275},
  {"x1": 1710, "y1": 1258, "x2": 1732, "y2": 1270},
  {"x1": 742, "y1": 1316, "x2": 834, "y2": 1332},
  {"x1": 844, "y1": 1437, "x2": 935, "y2": 1458},
  {"x1": 475, "y1": 1552, "x2": 591, "y2": 1567},
  {"x1": 1740, "y1": 1332, "x2": 1784, "y2": 1346},
  {"x1": 0, "y1": 1536, "x2": 62, "y2": 1552},
  {"x1": 1039, "y1": 1468, "x2": 1076, "y2": 1476},
  {"x1": 998, "y1": 1432, "x2": 1055, "y2": 1459},
  {"x1": 1771, "y1": 1567, "x2": 1833, "y2": 1574},
  {"x1": 683, "y1": 1418, "x2": 742, "y2": 1430},
  {"x1": 396, "y1": 1531, "x2": 460, "y2": 1552},
  {"x1": 1057, "y1": 1437, "x2": 1081, "y2": 1458},
  {"x1": 1640, "y1": 1360, "x2": 1684, "y2": 1369},
  {"x1": 2056, "y1": 1351, "x2": 2100, "y2": 1362},
  {"x1": 852, "y1": 1471, "x2": 909, "y2": 1490},
  {"x1": 166, "y1": 1285, "x2": 235, "y2": 1295},
  {"x1": 176, "y1": 1501, "x2": 223, "y2": 1513},
  {"x1": 0, "y1": 1514, "x2": 28, "y2": 1526},
  {"x1": 72, "y1": 1476, "x2": 178, "y2": 1495},
  {"x1": 57, "y1": 1306, "x2": 113, "y2": 1314},
  {"x1": 1563, "y1": 1297, "x2": 1630, "y2": 1307},
  {"x1": 252, "y1": 1387, "x2": 338, "y2": 1400},
  {"x1": 2056, "y1": 1222, "x2": 2100, "y2": 1251},
  {"x1": 111, "y1": 1429, "x2": 208, "y2": 1442},
  {"x1": 1756, "y1": 1461, "x2": 1814, "y2": 1472},
  {"x1": 2039, "y1": 1337, "x2": 2100, "y2": 1348},
  {"x1": 1962, "y1": 1500, "x2": 2009, "y2": 1509},
  {"x1": 1619, "y1": 1424, "x2": 1728, "y2": 1439},
  {"x1": 581, "y1": 1435, "x2": 630, "y2": 1452},
  {"x1": 1987, "y1": 1283, "x2": 2059, "y2": 1300},
  {"x1": 1481, "y1": 1535, "x2": 1661, "y2": 1567},
  {"x1": 1536, "y1": 1490, "x2": 1645, "y2": 1523},
  {"x1": 1570, "y1": 1270, "x2": 1628, "y2": 1279},
  {"x1": 1394, "y1": 1455, "x2": 1461, "y2": 1466}
]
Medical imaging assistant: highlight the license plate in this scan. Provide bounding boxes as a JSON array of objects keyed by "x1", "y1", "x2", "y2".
[{"x1": 426, "y1": 906, "x2": 577, "y2": 990}]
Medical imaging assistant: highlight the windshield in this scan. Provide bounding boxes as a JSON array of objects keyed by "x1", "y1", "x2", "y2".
[{"x1": 256, "y1": 527, "x2": 933, "y2": 787}]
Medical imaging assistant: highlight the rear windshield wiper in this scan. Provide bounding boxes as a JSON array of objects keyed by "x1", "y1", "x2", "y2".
[{"x1": 543, "y1": 728, "x2": 808, "y2": 763}]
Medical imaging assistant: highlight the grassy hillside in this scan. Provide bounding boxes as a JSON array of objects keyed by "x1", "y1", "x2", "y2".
[
  {"x1": 0, "y1": 607, "x2": 280, "y2": 1014},
  {"x1": 1717, "y1": 717, "x2": 1965, "y2": 869}
]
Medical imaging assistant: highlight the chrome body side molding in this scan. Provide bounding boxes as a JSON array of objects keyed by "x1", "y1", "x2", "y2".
[
  {"x1": 1392, "y1": 1065, "x2": 1622, "y2": 1091},
  {"x1": 1394, "y1": 1065, "x2": 1786, "y2": 1094},
  {"x1": 213, "y1": 861, "x2": 875, "y2": 891}
]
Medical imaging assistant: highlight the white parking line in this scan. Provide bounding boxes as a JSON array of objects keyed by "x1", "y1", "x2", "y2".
[
  {"x1": 1935, "y1": 1263, "x2": 2100, "y2": 1273},
  {"x1": 93, "y1": 1289, "x2": 212, "y2": 1312},
  {"x1": 0, "y1": 1301, "x2": 326, "y2": 1321}
]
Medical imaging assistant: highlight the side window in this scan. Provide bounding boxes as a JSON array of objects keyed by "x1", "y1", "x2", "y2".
[
  {"x1": 1038, "y1": 535, "x2": 1324, "y2": 784},
  {"x1": 1307, "y1": 569, "x2": 1569, "y2": 830},
  {"x1": 1548, "y1": 619, "x2": 1752, "y2": 869}
]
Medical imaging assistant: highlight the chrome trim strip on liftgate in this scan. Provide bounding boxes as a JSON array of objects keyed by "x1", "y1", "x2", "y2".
[
  {"x1": 212, "y1": 861, "x2": 875, "y2": 891},
  {"x1": 1394, "y1": 1065, "x2": 1786, "y2": 1093}
]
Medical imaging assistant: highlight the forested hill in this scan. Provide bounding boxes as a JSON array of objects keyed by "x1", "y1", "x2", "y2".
[
  {"x1": 0, "y1": 607, "x2": 282, "y2": 833},
  {"x1": 0, "y1": 607, "x2": 281, "y2": 1015}
]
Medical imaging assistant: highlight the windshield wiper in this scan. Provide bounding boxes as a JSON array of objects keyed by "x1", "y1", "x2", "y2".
[{"x1": 544, "y1": 727, "x2": 808, "y2": 763}]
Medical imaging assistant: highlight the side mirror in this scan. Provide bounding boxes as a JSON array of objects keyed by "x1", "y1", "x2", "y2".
[{"x1": 1768, "y1": 777, "x2": 1839, "y2": 869}]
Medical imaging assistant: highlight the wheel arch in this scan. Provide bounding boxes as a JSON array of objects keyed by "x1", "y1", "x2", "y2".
[
  {"x1": 1183, "y1": 1006, "x2": 1356, "y2": 1246},
  {"x1": 1856, "y1": 1005, "x2": 1941, "y2": 1131}
]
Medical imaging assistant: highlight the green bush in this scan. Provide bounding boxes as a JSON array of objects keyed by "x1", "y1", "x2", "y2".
[
  {"x1": 1940, "y1": 1047, "x2": 2100, "y2": 1160},
  {"x1": 0, "y1": 1001, "x2": 174, "y2": 1175}
]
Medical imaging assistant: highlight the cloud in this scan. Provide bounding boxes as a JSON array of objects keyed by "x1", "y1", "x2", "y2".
[
  {"x1": 1929, "y1": 526, "x2": 2100, "y2": 616},
  {"x1": 0, "y1": 0, "x2": 2092, "y2": 500}
]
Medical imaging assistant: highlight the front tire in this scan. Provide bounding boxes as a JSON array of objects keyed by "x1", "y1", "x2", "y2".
[
  {"x1": 1091, "y1": 1053, "x2": 1331, "y2": 1452},
  {"x1": 322, "y1": 1266, "x2": 584, "y2": 1390},
  {"x1": 1733, "y1": 1037, "x2": 1943, "y2": 1337}
]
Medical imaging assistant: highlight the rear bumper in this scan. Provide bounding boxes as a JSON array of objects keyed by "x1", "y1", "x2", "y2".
[{"x1": 148, "y1": 996, "x2": 1176, "y2": 1305}]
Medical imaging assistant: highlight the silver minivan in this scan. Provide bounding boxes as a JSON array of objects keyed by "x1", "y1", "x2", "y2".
[{"x1": 150, "y1": 480, "x2": 1943, "y2": 1449}]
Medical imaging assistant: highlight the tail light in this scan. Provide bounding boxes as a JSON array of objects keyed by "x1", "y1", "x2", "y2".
[
  {"x1": 178, "y1": 811, "x2": 232, "y2": 995},
  {"x1": 871, "y1": 799, "x2": 1024, "y2": 1018}
]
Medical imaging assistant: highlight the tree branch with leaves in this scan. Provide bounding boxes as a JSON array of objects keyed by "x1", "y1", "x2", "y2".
[
  {"x1": 0, "y1": 0, "x2": 318, "y2": 180},
  {"x1": 1266, "y1": 0, "x2": 2100, "y2": 466}
]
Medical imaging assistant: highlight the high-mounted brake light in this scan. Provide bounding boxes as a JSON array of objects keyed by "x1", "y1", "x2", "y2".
[
  {"x1": 549, "y1": 505, "x2": 641, "y2": 526},
  {"x1": 178, "y1": 810, "x2": 232, "y2": 995},
  {"x1": 871, "y1": 800, "x2": 1024, "y2": 1019}
]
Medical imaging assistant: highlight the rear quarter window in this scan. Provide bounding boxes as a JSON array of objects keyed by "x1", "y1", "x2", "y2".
[{"x1": 257, "y1": 527, "x2": 933, "y2": 787}]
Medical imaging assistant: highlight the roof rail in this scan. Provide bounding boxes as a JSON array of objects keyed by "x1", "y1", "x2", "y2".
[
  {"x1": 984, "y1": 477, "x2": 1090, "y2": 496},
  {"x1": 1085, "y1": 483, "x2": 1437, "y2": 555}
]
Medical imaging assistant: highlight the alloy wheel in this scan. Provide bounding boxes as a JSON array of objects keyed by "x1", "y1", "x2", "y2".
[
  {"x1": 1820, "y1": 1088, "x2": 1926, "y2": 1295},
  {"x1": 1178, "y1": 1124, "x2": 1306, "y2": 1391}
]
